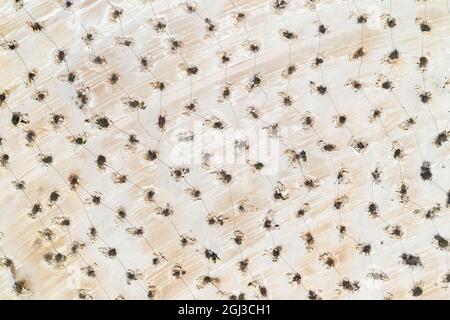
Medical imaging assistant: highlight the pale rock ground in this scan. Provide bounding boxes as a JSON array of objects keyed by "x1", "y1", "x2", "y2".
[{"x1": 0, "y1": 0, "x2": 449, "y2": 300}]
